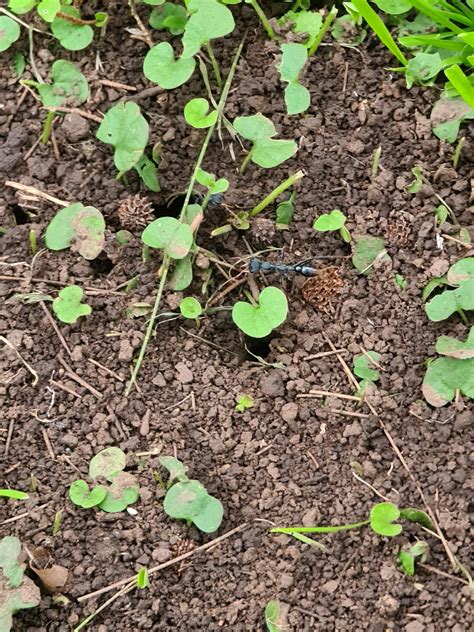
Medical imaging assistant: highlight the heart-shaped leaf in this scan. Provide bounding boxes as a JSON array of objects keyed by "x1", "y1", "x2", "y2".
[
  {"x1": 170, "y1": 254, "x2": 193, "y2": 290},
  {"x1": 182, "y1": 0, "x2": 235, "y2": 58},
  {"x1": 279, "y1": 43, "x2": 310, "y2": 115},
  {"x1": 184, "y1": 98, "x2": 217, "y2": 128},
  {"x1": 143, "y1": 41, "x2": 196, "y2": 89},
  {"x1": 45, "y1": 203, "x2": 105, "y2": 260},
  {"x1": 353, "y1": 351, "x2": 380, "y2": 382},
  {"x1": 352, "y1": 235, "x2": 390, "y2": 275},
  {"x1": 159, "y1": 456, "x2": 189, "y2": 486},
  {"x1": 313, "y1": 209, "x2": 346, "y2": 232},
  {"x1": 45, "y1": 202, "x2": 84, "y2": 251},
  {"x1": 422, "y1": 356, "x2": 474, "y2": 407},
  {"x1": 37, "y1": 0, "x2": 60, "y2": 22},
  {"x1": 447, "y1": 257, "x2": 474, "y2": 285},
  {"x1": 149, "y1": 2, "x2": 188, "y2": 35},
  {"x1": 399, "y1": 508, "x2": 433, "y2": 530},
  {"x1": 96, "y1": 102, "x2": 149, "y2": 173},
  {"x1": 141, "y1": 217, "x2": 193, "y2": 259},
  {"x1": 51, "y1": 7, "x2": 93, "y2": 50},
  {"x1": 370, "y1": 502, "x2": 402, "y2": 537},
  {"x1": 89, "y1": 447, "x2": 126, "y2": 482},
  {"x1": 163, "y1": 479, "x2": 223, "y2": 533},
  {"x1": 52, "y1": 285, "x2": 91, "y2": 324},
  {"x1": 7, "y1": 1, "x2": 37, "y2": 15},
  {"x1": 179, "y1": 297, "x2": 202, "y2": 319},
  {"x1": 252, "y1": 138, "x2": 298, "y2": 169},
  {"x1": 33, "y1": 59, "x2": 89, "y2": 107},
  {"x1": 69, "y1": 480, "x2": 107, "y2": 509},
  {"x1": 425, "y1": 279, "x2": 474, "y2": 321},
  {"x1": 98, "y1": 472, "x2": 140, "y2": 513},
  {"x1": 234, "y1": 113, "x2": 276, "y2": 141},
  {"x1": 232, "y1": 286, "x2": 288, "y2": 338},
  {"x1": 0, "y1": 16, "x2": 21, "y2": 52}
]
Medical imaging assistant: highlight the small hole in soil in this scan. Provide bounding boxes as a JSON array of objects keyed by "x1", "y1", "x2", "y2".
[
  {"x1": 244, "y1": 334, "x2": 272, "y2": 359},
  {"x1": 89, "y1": 254, "x2": 114, "y2": 275},
  {"x1": 151, "y1": 193, "x2": 204, "y2": 220},
  {"x1": 11, "y1": 204, "x2": 31, "y2": 225}
]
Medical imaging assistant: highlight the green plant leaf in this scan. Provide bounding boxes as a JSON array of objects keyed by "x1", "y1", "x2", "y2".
[
  {"x1": 149, "y1": 2, "x2": 188, "y2": 35},
  {"x1": 45, "y1": 203, "x2": 105, "y2": 260},
  {"x1": 44, "y1": 202, "x2": 83, "y2": 251},
  {"x1": 184, "y1": 97, "x2": 217, "y2": 128},
  {"x1": 353, "y1": 351, "x2": 381, "y2": 382},
  {"x1": 98, "y1": 472, "x2": 140, "y2": 513},
  {"x1": 373, "y1": 0, "x2": 411, "y2": 14},
  {"x1": 431, "y1": 97, "x2": 474, "y2": 143},
  {"x1": 159, "y1": 456, "x2": 189, "y2": 485},
  {"x1": 8, "y1": 1, "x2": 37, "y2": 15},
  {"x1": 141, "y1": 217, "x2": 193, "y2": 259},
  {"x1": 351, "y1": 0, "x2": 407, "y2": 64},
  {"x1": 235, "y1": 393, "x2": 253, "y2": 413},
  {"x1": 12, "y1": 51, "x2": 25, "y2": 77},
  {"x1": 436, "y1": 328, "x2": 474, "y2": 359},
  {"x1": 136, "y1": 567, "x2": 150, "y2": 589},
  {"x1": 52, "y1": 285, "x2": 91, "y2": 324},
  {"x1": 279, "y1": 43, "x2": 310, "y2": 115},
  {"x1": 143, "y1": 41, "x2": 196, "y2": 89},
  {"x1": 422, "y1": 356, "x2": 474, "y2": 407},
  {"x1": 276, "y1": 198, "x2": 295, "y2": 229},
  {"x1": 163, "y1": 479, "x2": 223, "y2": 533},
  {"x1": 179, "y1": 296, "x2": 202, "y2": 319},
  {"x1": 0, "y1": 537, "x2": 23, "y2": 587},
  {"x1": 234, "y1": 113, "x2": 276, "y2": 141},
  {"x1": 265, "y1": 599, "x2": 289, "y2": 632},
  {"x1": 313, "y1": 209, "x2": 346, "y2": 232},
  {"x1": 96, "y1": 102, "x2": 149, "y2": 173},
  {"x1": 282, "y1": 9, "x2": 323, "y2": 49},
  {"x1": 68, "y1": 480, "x2": 107, "y2": 509},
  {"x1": 352, "y1": 235, "x2": 390, "y2": 275},
  {"x1": 234, "y1": 113, "x2": 298, "y2": 168},
  {"x1": 89, "y1": 447, "x2": 127, "y2": 482},
  {"x1": 421, "y1": 275, "x2": 448, "y2": 302},
  {"x1": 170, "y1": 254, "x2": 193, "y2": 291},
  {"x1": 134, "y1": 153, "x2": 160, "y2": 192},
  {"x1": 32, "y1": 59, "x2": 89, "y2": 107},
  {"x1": 51, "y1": 7, "x2": 93, "y2": 50},
  {"x1": 0, "y1": 16, "x2": 21, "y2": 52},
  {"x1": 425, "y1": 279, "x2": 474, "y2": 321},
  {"x1": 445, "y1": 64, "x2": 474, "y2": 110},
  {"x1": 406, "y1": 52, "x2": 443, "y2": 89},
  {"x1": 232, "y1": 286, "x2": 288, "y2": 338},
  {"x1": 397, "y1": 550, "x2": 415, "y2": 576},
  {"x1": 182, "y1": 0, "x2": 235, "y2": 58},
  {"x1": 0, "y1": 489, "x2": 28, "y2": 500},
  {"x1": 370, "y1": 502, "x2": 402, "y2": 537},
  {"x1": 447, "y1": 257, "x2": 474, "y2": 285},
  {"x1": 37, "y1": 0, "x2": 60, "y2": 22},
  {"x1": 399, "y1": 508, "x2": 434, "y2": 530}
]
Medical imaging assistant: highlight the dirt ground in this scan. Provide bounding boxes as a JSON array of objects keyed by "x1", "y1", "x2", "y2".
[{"x1": 1, "y1": 3, "x2": 473, "y2": 631}]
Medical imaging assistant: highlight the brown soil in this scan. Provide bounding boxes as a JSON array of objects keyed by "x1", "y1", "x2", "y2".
[{"x1": 1, "y1": 3, "x2": 473, "y2": 632}]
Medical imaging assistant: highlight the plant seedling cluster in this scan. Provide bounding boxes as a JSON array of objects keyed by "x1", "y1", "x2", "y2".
[
  {"x1": 234, "y1": 113, "x2": 298, "y2": 169},
  {"x1": 159, "y1": 456, "x2": 223, "y2": 533},
  {"x1": 313, "y1": 209, "x2": 351, "y2": 243},
  {"x1": 232, "y1": 286, "x2": 288, "y2": 339},
  {"x1": 52, "y1": 285, "x2": 91, "y2": 324},
  {"x1": 353, "y1": 350, "x2": 381, "y2": 396},
  {"x1": 69, "y1": 447, "x2": 140, "y2": 513}
]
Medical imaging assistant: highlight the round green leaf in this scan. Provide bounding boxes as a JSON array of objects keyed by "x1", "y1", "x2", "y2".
[
  {"x1": 232, "y1": 286, "x2": 288, "y2": 338},
  {"x1": 98, "y1": 473, "x2": 140, "y2": 513},
  {"x1": 51, "y1": 7, "x2": 93, "y2": 50},
  {"x1": 181, "y1": 0, "x2": 235, "y2": 58},
  {"x1": 313, "y1": 209, "x2": 346, "y2": 232},
  {"x1": 35, "y1": 59, "x2": 89, "y2": 107},
  {"x1": 149, "y1": 2, "x2": 188, "y2": 35},
  {"x1": 96, "y1": 102, "x2": 149, "y2": 173},
  {"x1": 89, "y1": 447, "x2": 126, "y2": 481},
  {"x1": 352, "y1": 235, "x2": 390, "y2": 275},
  {"x1": 406, "y1": 52, "x2": 443, "y2": 89},
  {"x1": 422, "y1": 356, "x2": 474, "y2": 407},
  {"x1": 143, "y1": 42, "x2": 196, "y2": 89},
  {"x1": 8, "y1": 1, "x2": 37, "y2": 15},
  {"x1": 373, "y1": 0, "x2": 411, "y2": 14},
  {"x1": 252, "y1": 138, "x2": 298, "y2": 169},
  {"x1": 159, "y1": 456, "x2": 189, "y2": 485},
  {"x1": 284, "y1": 82, "x2": 310, "y2": 116},
  {"x1": 163, "y1": 479, "x2": 223, "y2": 533},
  {"x1": 234, "y1": 114, "x2": 276, "y2": 141},
  {"x1": 69, "y1": 480, "x2": 107, "y2": 509},
  {"x1": 370, "y1": 502, "x2": 402, "y2": 537},
  {"x1": 70, "y1": 207, "x2": 106, "y2": 259},
  {"x1": 141, "y1": 217, "x2": 193, "y2": 259},
  {"x1": 37, "y1": 0, "x2": 60, "y2": 22},
  {"x1": 52, "y1": 285, "x2": 91, "y2": 324},
  {"x1": 0, "y1": 16, "x2": 21, "y2": 52},
  {"x1": 447, "y1": 257, "x2": 474, "y2": 285},
  {"x1": 44, "y1": 202, "x2": 84, "y2": 251},
  {"x1": 353, "y1": 351, "x2": 380, "y2": 382},
  {"x1": 179, "y1": 297, "x2": 202, "y2": 319},
  {"x1": 184, "y1": 98, "x2": 217, "y2": 129}
]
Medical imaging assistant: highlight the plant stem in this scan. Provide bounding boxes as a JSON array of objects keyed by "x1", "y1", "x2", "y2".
[
  {"x1": 457, "y1": 308, "x2": 469, "y2": 325},
  {"x1": 247, "y1": 0, "x2": 277, "y2": 40},
  {"x1": 240, "y1": 150, "x2": 253, "y2": 174},
  {"x1": 125, "y1": 37, "x2": 246, "y2": 396},
  {"x1": 205, "y1": 43, "x2": 222, "y2": 89},
  {"x1": 308, "y1": 6, "x2": 338, "y2": 57},
  {"x1": 270, "y1": 519, "x2": 370, "y2": 534},
  {"x1": 452, "y1": 136, "x2": 465, "y2": 169},
  {"x1": 41, "y1": 111, "x2": 56, "y2": 144},
  {"x1": 251, "y1": 170, "x2": 304, "y2": 217}
]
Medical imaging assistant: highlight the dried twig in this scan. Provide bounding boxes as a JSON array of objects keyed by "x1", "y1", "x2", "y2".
[
  {"x1": 39, "y1": 301, "x2": 73, "y2": 358},
  {"x1": 88, "y1": 358, "x2": 124, "y2": 383},
  {"x1": 1, "y1": 335, "x2": 39, "y2": 386},
  {"x1": 328, "y1": 408, "x2": 370, "y2": 419},
  {"x1": 303, "y1": 349, "x2": 346, "y2": 360},
  {"x1": 298, "y1": 390, "x2": 361, "y2": 402},
  {"x1": 98, "y1": 79, "x2": 137, "y2": 92},
  {"x1": 5, "y1": 181, "x2": 70, "y2": 206},
  {"x1": 57, "y1": 356, "x2": 103, "y2": 399}
]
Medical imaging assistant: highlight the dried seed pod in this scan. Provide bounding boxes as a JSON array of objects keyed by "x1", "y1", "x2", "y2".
[
  {"x1": 118, "y1": 194, "x2": 154, "y2": 231},
  {"x1": 249, "y1": 217, "x2": 276, "y2": 246}
]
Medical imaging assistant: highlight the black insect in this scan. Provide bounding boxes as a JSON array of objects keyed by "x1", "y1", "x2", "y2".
[
  {"x1": 193, "y1": 192, "x2": 224, "y2": 206},
  {"x1": 248, "y1": 257, "x2": 318, "y2": 278}
]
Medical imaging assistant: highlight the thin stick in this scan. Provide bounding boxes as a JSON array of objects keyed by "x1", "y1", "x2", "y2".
[
  {"x1": 78, "y1": 522, "x2": 249, "y2": 602},
  {"x1": 322, "y1": 333, "x2": 359, "y2": 391},
  {"x1": 303, "y1": 349, "x2": 346, "y2": 360},
  {"x1": 0, "y1": 275, "x2": 125, "y2": 296},
  {"x1": 300, "y1": 390, "x2": 361, "y2": 402},
  {"x1": 50, "y1": 379, "x2": 83, "y2": 399},
  {"x1": 180, "y1": 327, "x2": 238, "y2": 356},
  {"x1": 44, "y1": 106, "x2": 103, "y2": 123},
  {"x1": 39, "y1": 301, "x2": 73, "y2": 358},
  {"x1": 57, "y1": 356, "x2": 102, "y2": 399},
  {"x1": 0, "y1": 336, "x2": 39, "y2": 387},
  {"x1": 161, "y1": 393, "x2": 193, "y2": 413},
  {"x1": 41, "y1": 427, "x2": 55, "y2": 459},
  {"x1": 4, "y1": 419, "x2": 14, "y2": 457},
  {"x1": 0, "y1": 7, "x2": 48, "y2": 34},
  {"x1": 352, "y1": 471, "x2": 391, "y2": 502},
  {"x1": 5, "y1": 181, "x2": 70, "y2": 206},
  {"x1": 127, "y1": 0, "x2": 154, "y2": 47},
  {"x1": 328, "y1": 409, "x2": 370, "y2": 419},
  {"x1": 359, "y1": 345, "x2": 383, "y2": 370},
  {"x1": 97, "y1": 79, "x2": 137, "y2": 92},
  {"x1": 418, "y1": 563, "x2": 470, "y2": 586},
  {"x1": 441, "y1": 233, "x2": 472, "y2": 248},
  {"x1": 88, "y1": 358, "x2": 124, "y2": 383}
]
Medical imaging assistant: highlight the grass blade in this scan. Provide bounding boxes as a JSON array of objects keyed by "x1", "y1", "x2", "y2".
[
  {"x1": 351, "y1": 0, "x2": 407, "y2": 65},
  {"x1": 444, "y1": 64, "x2": 474, "y2": 109}
]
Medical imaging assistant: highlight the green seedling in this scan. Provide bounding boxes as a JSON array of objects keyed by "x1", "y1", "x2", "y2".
[
  {"x1": 149, "y1": 2, "x2": 187, "y2": 35},
  {"x1": 398, "y1": 541, "x2": 429, "y2": 577},
  {"x1": 332, "y1": 3, "x2": 366, "y2": 46},
  {"x1": 159, "y1": 456, "x2": 223, "y2": 533},
  {"x1": 0, "y1": 15, "x2": 20, "y2": 51},
  {"x1": 195, "y1": 168, "x2": 229, "y2": 200},
  {"x1": 28, "y1": 229, "x2": 37, "y2": 255},
  {"x1": 184, "y1": 98, "x2": 217, "y2": 128},
  {"x1": 353, "y1": 350, "x2": 381, "y2": 396},
  {"x1": 142, "y1": 217, "x2": 194, "y2": 260},
  {"x1": 0, "y1": 489, "x2": 28, "y2": 500},
  {"x1": 136, "y1": 567, "x2": 150, "y2": 589},
  {"x1": 280, "y1": 8, "x2": 323, "y2": 50},
  {"x1": 265, "y1": 599, "x2": 289, "y2": 632},
  {"x1": 22, "y1": 59, "x2": 88, "y2": 144},
  {"x1": 126, "y1": 302, "x2": 152, "y2": 319},
  {"x1": 182, "y1": 0, "x2": 234, "y2": 59},
  {"x1": 0, "y1": 536, "x2": 41, "y2": 631},
  {"x1": 394, "y1": 274, "x2": 407, "y2": 289},
  {"x1": 425, "y1": 257, "x2": 474, "y2": 323},
  {"x1": 234, "y1": 113, "x2": 298, "y2": 170},
  {"x1": 235, "y1": 393, "x2": 253, "y2": 413},
  {"x1": 232, "y1": 286, "x2": 288, "y2": 338},
  {"x1": 52, "y1": 510, "x2": 62, "y2": 536},
  {"x1": 278, "y1": 43, "x2": 310, "y2": 115},
  {"x1": 69, "y1": 447, "x2": 140, "y2": 513},
  {"x1": 144, "y1": 41, "x2": 196, "y2": 89},
  {"x1": 251, "y1": 170, "x2": 304, "y2": 217},
  {"x1": 352, "y1": 234, "x2": 390, "y2": 275},
  {"x1": 52, "y1": 285, "x2": 91, "y2": 324},
  {"x1": 422, "y1": 327, "x2": 474, "y2": 407},
  {"x1": 179, "y1": 297, "x2": 202, "y2": 320},
  {"x1": 12, "y1": 51, "x2": 25, "y2": 77},
  {"x1": 276, "y1": 192, "x2": 295, "y2": 230},
  {"x1": 96, "y1": 102, "x2": 157, "y2": 188},
  {"x1": 45, "y1": 203, "x2": 105, "y2": 260},
  {"x1": 313, "y1": 209, "x2": 351, "y2": 243}
]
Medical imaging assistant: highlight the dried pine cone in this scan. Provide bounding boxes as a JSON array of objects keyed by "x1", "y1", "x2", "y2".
[{"x1": 118, "y1": 194, "x2": 153, "y2": 231}]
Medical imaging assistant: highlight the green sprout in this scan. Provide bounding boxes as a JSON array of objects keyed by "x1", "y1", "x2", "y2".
[
  {"x1": 352, "y1": 234, "x2": 390, "y2": 275},
  {"x1": 353, "y1": 350, "x2": 381, "y2": 396},
  {"x1": 0, "y1": 489, "x2": 28, "y2": 500},
  {"x1": 276, "y1": 192, "x2": 296, "y2": 230},
  {"x1": 184, "y1": 98, "x2": 217, "y2": 128},
  {"x1": 52, "y1": 285, "x2": 91, "y2": 324},
  {"x1": 265, "y1": 599, "x2": 288, "y2": 632},
  {"x1": 0, "y1": 15, "x2": 20, "y2": 51},
  {"x1": 136, "y1": 567, "x2": 150, "y2": 590},
  {"x1": 235, "y1": 394, "x2": 253, "y2": 413},
  {"x1": 425, "y1": 257, "x2": 474, "y2": 323},
  {"x1": 0, "y1": 536, "x2": 41, "y2": 631},
  {"x1": 159, "y1": 456, "x2": 223, "y2": 533},
  {"x1": 45, "y1": 203, "x2": 106, "y2": 260},
  {"x1": 148, "y1": 2, "x2": 187, "y2": 35},
  {"x1": 280, "y1": 7, "x2": 323, "y2": 50},
  {"x1": 313, "y1": 209, "x2": 351, "y2": 243},
  {"x1": 69, "y1": 447, "x2": 140, "y2": 514},
  {"x1": 398, "y1": 541, "x2": 429, "y2": 577},
  {"x1": 232, "y1": 286, "x2": 288, "y2": 338},
  {"x1": 234, "y1": 113, "x2": 298, "y2": 170},
  {"x1": 394, "y1": 274, "x2": 407, "y2": 290},
  {"x1": 278, "y1": 43, "x2": 310, "y2": 115},
  {"x1": 179, "y1": 297, "x2": 202, "y2": 320},
  {"x1": 22, "y1": 59, "x2": 88, "y2": 144}
]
